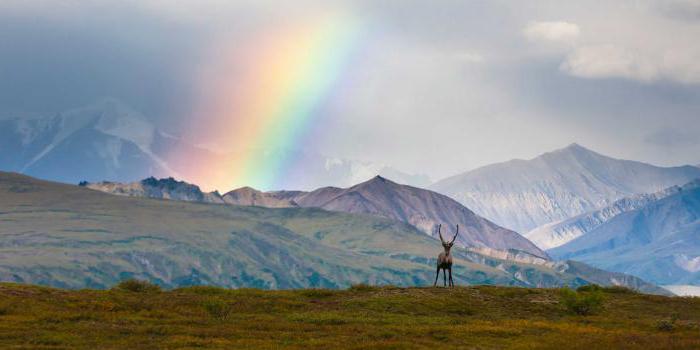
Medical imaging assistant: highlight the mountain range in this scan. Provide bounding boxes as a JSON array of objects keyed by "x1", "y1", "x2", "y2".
[
  {"x1": 84, "y1": 175, "x2": 547, "y2": 259},
  {"x1": 0, "y1": 171, "x2": 667, "y2": 294},
  {"x1": 0, "y1": 99, "x2": 430, "y2": 190},
  {"x1": 525, "y1": 181, "x2": 698, "y2": 250},
  {"x1": 430, "y1": 143, "x2": 700, "y2": 233},
  {"x1": 549, "y1": 180, "x2": 700, "y2": 287}
]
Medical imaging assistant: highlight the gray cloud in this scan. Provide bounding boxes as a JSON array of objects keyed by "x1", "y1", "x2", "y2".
[{"x1": 645, "y1": 128, "x2": 700, "y2": 148}]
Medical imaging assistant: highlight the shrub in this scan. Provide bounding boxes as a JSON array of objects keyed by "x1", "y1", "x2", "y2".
[
  {"x1": 576, "y1": 284, "x2": 602, "y2": 292},
  {"x1": 657, "y1": 315, "x2": 679, "y2": 332},
  {"x1": 299, "y1": 289, "x2": 335, "y2": 298},
  {"x1": 202, "y1": 299, "x2": 234, "y2": 321},
  {"x1": 113, "y1": 279, "x2": 161, "y2": 293},
  {"x1": 174, "y1": 286, "x2": 228, "y2": 295},
  {"x1": 0, "y1": 303, "x2": 11, "y2": 316},
  {"x1": 656, "y1": 319, "x2": 675, "y2": 332},
  {"x1": 559, "y1": 287, "x2": 604, "y2": 316},
  {"x1": 602, "y1": 285, "x2": 637, "y2": 294},
  {"x1": 349, "y1": 283, "x2": 377, "y2": 292}
]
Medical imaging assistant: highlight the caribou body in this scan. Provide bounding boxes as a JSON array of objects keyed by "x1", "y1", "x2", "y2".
[{"x1": 434, "y1": 224, "x2": 459, "y2": 287}]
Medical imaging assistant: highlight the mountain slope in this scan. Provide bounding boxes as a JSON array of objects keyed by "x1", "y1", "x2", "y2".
[
  {"x1": 291, "y1": 176, "x2": 547, "y2": 259},
  {"x1": 0, "y1": 172, "x2": 666, "y2": 294},
  {"x1": 0, "y1": 99, "x2": 175, "y2": 184},
  {"x1": 549, "y1": 184, "x2": 700, "y2": 286},
  {"x1": 87, "y1": 176, "x2": 548, "y2": 259},
  {"x1": 526, "y1": 181, "x2": 699, "y2": 250},
  {"x1": 430, "y1": 143, "x2": 700, "y2": 233}
]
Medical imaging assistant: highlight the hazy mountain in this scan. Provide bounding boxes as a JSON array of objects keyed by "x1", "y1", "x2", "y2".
[
  {"x1": 83, "y1": 177, "x2": 226, "y2": 204},
  {"x1": 549, "y1": 183, "x2": 700, "y2": 287},
  {"x1": 0, "y1": 171, "x2": 667, "y2": 294},
  {"x1": 86, "y1": 175, "x2": 548, "y2": 259},
  {"x1": 430, "y1": 143, "x2": 700, "y2": 233},
  {"x1": 0, "y1": 100, "x2": 429, "y2": 190},
  {"x1": 0, "y1": 98, "x2": 176, "y2": 184},
  {"x1": 526, "y1": 181, "x2": 699, "y2": 250}
]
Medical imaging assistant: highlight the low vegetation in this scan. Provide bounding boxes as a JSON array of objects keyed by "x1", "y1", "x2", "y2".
[
  {"x1": 559, "y1": 286, "x2": 605, "y2": 315},
  {"x1": 0, "y1": 282, "x2": 698, "y2": 349}
]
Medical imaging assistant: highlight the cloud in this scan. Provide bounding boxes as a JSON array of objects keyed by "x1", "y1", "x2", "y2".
[
  {"x1": 524, "y1": 21, "x2": 580, "y2": 42},
  {"x1": 560, "y1": 45, "x2": 659, "y2": 82},
  {"x1": 656, "y1": 0, "x2": 700, "y2": 21},
  {"x1": 452, "y1": 52, "x2": 484, "y2": 63},
  {"x1": 560, "y1": 45, "x2": 700, "y2": 84}
]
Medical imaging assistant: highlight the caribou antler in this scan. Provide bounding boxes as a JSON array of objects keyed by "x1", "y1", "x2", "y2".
[
  {"x1": 437, "y1": 224, "x2": 445, "y2": 243},
  {"x1": 450, "y1": 224, "x2": 459, "y2": 244}
]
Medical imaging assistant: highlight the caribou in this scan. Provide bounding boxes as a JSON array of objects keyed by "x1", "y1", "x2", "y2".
[{"x1": 433, "y1": 224, "x2": 459, "y2": 287}]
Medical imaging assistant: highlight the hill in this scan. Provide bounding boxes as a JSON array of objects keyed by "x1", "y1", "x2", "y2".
[
  {"x1": 0, "y1": 172, "x2": 666, "y2": 293},
  {"x1": 549, "y1": 184, "x2": 700, "y2": 286},
  {"x1": 430, "y1": 143, "x2": 700, "y2": 233},
  {"x1": 0, "y1": 283, "x2": 698, "y2": 349},
  {"x1": 289, "y1": 176, "x2": 546, "y2": 258},
  {"x1": 85, "y1": 175, "x2": 547, "y2": 258}
]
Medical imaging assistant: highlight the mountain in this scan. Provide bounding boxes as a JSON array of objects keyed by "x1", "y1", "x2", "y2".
[
  {"x1": 549, "y1": 183, "x2": 700, "y2": 287},
  {"x1": 83, "y1": 177, "x2": 226, "y2": 204},
  {"x1": 0, "y1": 98, "x2": 176, "y2": 184},
  {"x1": 525, "y1": 181, "x2": 698, "y2": 250},
  {"x1": 85, "y1": 175, "x2": 548, "y2": 259},
  {"x1": 221, "y1": 187, "x2": 300, "y2": 208},
  {"x1": 290, "y1": 176, "x2": 547, "y2": 259},
  {"x1": 0, "y1": 171, "x2": 668, "y2": 294},
  {"x1": 0, "y1": 100, "x2": 429, "y2": 191},
  {"x1": 430, "y1": 143, "x2": 700, "y2": 233}
]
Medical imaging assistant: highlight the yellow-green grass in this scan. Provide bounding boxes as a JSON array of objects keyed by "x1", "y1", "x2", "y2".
[{"x1": 0, "y1": 283, "x2": 698, "y2": 349}]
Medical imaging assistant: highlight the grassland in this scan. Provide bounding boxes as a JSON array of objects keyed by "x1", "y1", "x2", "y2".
[{"x1": 0, "y1": 283, "x2": 698, "y2": 349}]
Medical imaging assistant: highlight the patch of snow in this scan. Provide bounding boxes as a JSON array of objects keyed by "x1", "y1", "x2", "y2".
[{"x1": 663, "y1": 285, "x2": 700, "y2": 297}]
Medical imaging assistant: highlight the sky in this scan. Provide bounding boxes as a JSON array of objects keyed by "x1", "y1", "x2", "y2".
[{"x1": 1, "y1": 0, "x2": 700, "y2": 182}]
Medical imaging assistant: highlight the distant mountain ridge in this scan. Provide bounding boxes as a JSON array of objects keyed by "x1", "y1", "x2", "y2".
[
  {"x1": 0, "y1": 99, "x2": 429, "y2": 191},
  {"x1": 430, "y1": 143, "x2": 700, "y2": 233},
  {"x1": 0, "y1": 98, "x2": 177, "y2": 184},
  {"x1": 0, "y1": 171, "x2": 668, "y2": 294},
  {"x1": 83, "y1": 177, "x2": 225, "y2": 204},
  {"x1": 526, "y1": 180, "x2": 700, "y2": 250},
  {"x1": 84, "y1": 175, "x2": 548, "y2": 259},
  {"x1": 549, "y1": 182, "x2": 700, "y2": 287}
]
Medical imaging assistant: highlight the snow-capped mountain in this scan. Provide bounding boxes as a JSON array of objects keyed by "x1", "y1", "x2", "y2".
[
  {"x1": 0, "y1": 98, "x2": 177, "y2": 184},
  {"x1": 0, "y1": 100, "x2": 428, "y2": 190},
  {"x1": 430, "y1": 143, "x2": 700, "y2": 233},
  {"x1": 549, "y1": 182, "x2": 700, "y2": 286},
  {"x1": 525, "y1": 180, "x2": 699, "y2": 250}
]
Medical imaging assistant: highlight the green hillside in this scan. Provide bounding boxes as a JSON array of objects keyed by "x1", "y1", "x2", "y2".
[
  {"x1": 0, "y1": 172, "x2": 666, "y2": 293},
  {"x1": 0, "y1": 283, "x2": 698, "y2": 349}
]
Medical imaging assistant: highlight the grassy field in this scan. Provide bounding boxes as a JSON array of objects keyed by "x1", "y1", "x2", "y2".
[{"x1": 0, "y1": 283, "x2": 698, "y2": 349}]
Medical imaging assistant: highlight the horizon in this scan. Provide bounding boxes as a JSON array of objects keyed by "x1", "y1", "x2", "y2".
[{"x1": 82, "y1": 141, "x2": 700, "y2": 193}]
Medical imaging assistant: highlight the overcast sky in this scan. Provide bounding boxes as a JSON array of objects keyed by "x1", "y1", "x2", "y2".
[{"x1": 2, "y1": 0, "x2": 700, "y2": 180}]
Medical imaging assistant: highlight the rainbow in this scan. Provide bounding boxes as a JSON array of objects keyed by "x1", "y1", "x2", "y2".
[{"x1": 175, "y1": 13, "x2": 363, "y2": 192}]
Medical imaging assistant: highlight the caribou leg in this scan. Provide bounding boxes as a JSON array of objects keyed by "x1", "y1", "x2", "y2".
[
  {"x1": 443, "y1": 269, "x2": 447, "y2": 287},
  {"x1": 434, "y1": 267, "x2": 440, "y2": 287},
  {"x1": 448, "y1": 267, "x2": 453, "y2": 287}
]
